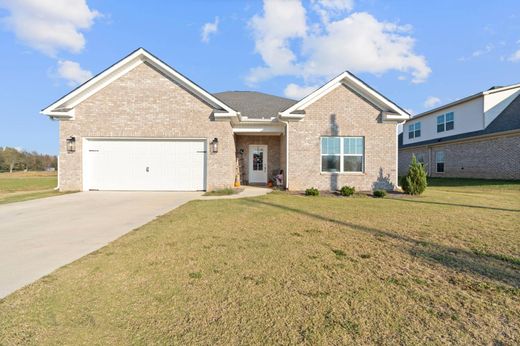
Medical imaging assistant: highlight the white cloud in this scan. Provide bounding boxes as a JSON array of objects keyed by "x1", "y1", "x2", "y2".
[
  {"x1": 56, "y1": 60, "x2": 92, "y2": 86},
  {"x1": 472, "y1": 44, "x2": 493, "y2": 57},
  {"x1": 284, "y1": 83, "x2": 318, "y2": 99},
  {"x1": 311, "y1": 0, "x2": 354, "y2": 23},
  {"x1": 508, "y1": 49, "x2": 520, "y2": 62},
  {"x1": 424, "y1": 96, "x2": 441, "y2": 109},
  {"x1": 247, "y1": 1, "x2": 431, "y2": 88},
  {"x1": 0, "y1": 0, "x2": 99, "y2": 56},
  {"x1": 247, "y1": 0, "x2": 307, "y2": 84},
  {"x1": 302, "y1": 12, "x2": 431, "y2": 83},
  {"x1": 201, "y1": 16, "x2": 219, "y2": 43}
]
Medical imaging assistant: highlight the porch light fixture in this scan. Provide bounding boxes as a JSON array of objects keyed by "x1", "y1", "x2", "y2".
[
  {"x1": 210, "y1": 138, "x2": 219, "y2": 153},
  {"x1": 66, "y1": 136, "x2": 76, "y2": 153}
]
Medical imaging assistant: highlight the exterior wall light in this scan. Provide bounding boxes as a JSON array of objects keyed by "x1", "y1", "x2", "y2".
[
  {"x1": 66, "y1": 136, "x2": 76, "y2": 153},
  {"x1": 210, "y1": 138, "x2": 219, "y2": 153}
]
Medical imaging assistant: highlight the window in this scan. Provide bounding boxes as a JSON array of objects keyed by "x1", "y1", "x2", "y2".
[
  {"x1": 415, "y1": 153, "x2": 425, "y2": 164},
  {"x1": 445, "y1": 112, "x2": 454, "y2": 131},
  {"x1": 435, "y1": 151, "x2": 445, "y2": 173},
  {"x1": 344, "y1": 137, "x2": 364, "y2": 172},
  {"x1": 437, "y1": 112, "x2": 454, "y2": 133},
  {"x1": 321, "y1": 137, "x2": 341, "y2": 172},
  {"x1": 408, "y1": 122, "x2": 421, "y2": 139},
  {"x1": 321, "y1": 137, "x2": 364, "y2": 173}
]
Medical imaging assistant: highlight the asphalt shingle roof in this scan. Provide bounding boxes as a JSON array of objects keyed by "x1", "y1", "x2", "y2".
[
  {"x1": 399, "y1": 94, "x2": 520, "y2": 148},
  {"x1": 213, "y1": 91, "x2": 297, "y2": 119}
]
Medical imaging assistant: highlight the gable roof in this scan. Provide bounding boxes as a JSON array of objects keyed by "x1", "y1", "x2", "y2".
[
  {"x1": 213, "y1": 91, "x2": 297, "y2": 120},
  {"x1": 408, "y1": 82, "x2": 520, "y2": 121},
  {"x1": 41, "y1": 48, "x2": 237, "y2": 120},
  {"x1": 399, "y1": 94, "x2": 520, "y2": 148},
  {"x1": 279, "y1": 71, "x2": 409, "y2": 121}
]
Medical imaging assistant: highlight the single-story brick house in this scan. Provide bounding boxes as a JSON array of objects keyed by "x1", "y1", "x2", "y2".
[
  {"x1": 42, "y1": 48, "x2": 409, "y2": 192},
  {"x1": 399, "y1": 84, "x2": 520, "y2": 180}
]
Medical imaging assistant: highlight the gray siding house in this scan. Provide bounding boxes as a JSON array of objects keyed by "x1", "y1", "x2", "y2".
[{"x1": 399, "y1": 85, "x2": 520, "y2": 180}]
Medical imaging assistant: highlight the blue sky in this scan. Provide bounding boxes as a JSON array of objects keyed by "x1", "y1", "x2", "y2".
[{"x1": 1, "y1": 0, "x2": 520, "y2": 155}]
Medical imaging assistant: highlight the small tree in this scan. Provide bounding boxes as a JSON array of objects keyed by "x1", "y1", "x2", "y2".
[{"x1": 401, "y1": 155, "x2": 427, "y2": 195}]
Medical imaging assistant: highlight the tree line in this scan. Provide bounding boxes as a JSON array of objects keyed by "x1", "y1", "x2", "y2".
[{"x1": 0, "y1": 147, "x2": 57, "y2": 173}]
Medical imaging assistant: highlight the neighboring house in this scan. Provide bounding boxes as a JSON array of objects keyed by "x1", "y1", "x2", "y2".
[
  {"x1": 399, "y1": 85, "x2": 520, "y2": 179},
  {"x1": 41, "y1": 48, "x2": 408, "y2": 192}
]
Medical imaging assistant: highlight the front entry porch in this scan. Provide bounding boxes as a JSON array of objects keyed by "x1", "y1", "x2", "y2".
[{"x1": 234, "y1": 134, "x2": 285, "y2": 187}]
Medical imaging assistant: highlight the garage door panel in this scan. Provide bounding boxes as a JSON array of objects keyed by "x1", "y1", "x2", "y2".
[{"x1": 85, "y1": 139, "x2": 206, "y2": 191}]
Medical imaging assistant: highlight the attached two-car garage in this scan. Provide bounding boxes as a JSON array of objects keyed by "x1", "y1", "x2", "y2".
[{"x1": 83, "y1": 139, "x2": 206, "y2": 191}]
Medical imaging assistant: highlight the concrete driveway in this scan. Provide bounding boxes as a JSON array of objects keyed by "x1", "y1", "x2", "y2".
[{"x1": 0, "y1": 191, "x2": 202, "y2": 298}]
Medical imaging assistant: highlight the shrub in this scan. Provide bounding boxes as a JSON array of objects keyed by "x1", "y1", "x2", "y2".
[
  {"x1": 305, "y1": 187, "x2": 320, "y2": 196},
  {"x1": 373, "y1": 189, "x2": 387, "y2": 198},
  {"x1": 339, "y1": 185, "x2": 355, "y2": 196},
  {"x1": 400, "y1": 155, "x2": 428, "y2": 195}
]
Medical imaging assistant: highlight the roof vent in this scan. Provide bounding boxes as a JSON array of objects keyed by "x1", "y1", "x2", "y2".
[{"x1": 488, "y1": 86, "x2": 503, "y2": 91}]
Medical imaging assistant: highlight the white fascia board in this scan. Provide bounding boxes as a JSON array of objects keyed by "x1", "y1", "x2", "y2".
[
  {"x1": 142, "y1": 50, "x2": 236, "y2": 115},
  {"x1": 40, "y1": 108, "x2": 75, "y2": 119},
  {"x1": 382, "y1": 111, "x2": 409, "y2": 122},
  {"x1": 232, "y1": 125, "x2": 284, "y2": 134},
  {"x1": 239, "y1": 116, "x2": 277, "y2": 122},
  {"x1": 280, "y1": 71, "x2": 409, "y2": 118},
  {"x1": 42, "y1": 48, "x2": 237, "y2": 118},
  {"x1": 280, "y1": 73, "x2": 346, "y2": 117},
  {"x1": 483, "y1": 83, "x2": 520, "y2": 95},
  {"x1": 278, "y1": 112, "x2": 304, "y2": 120},
  {"x1": 41, "y1": 51, "x2": 143, "y2": 115}
]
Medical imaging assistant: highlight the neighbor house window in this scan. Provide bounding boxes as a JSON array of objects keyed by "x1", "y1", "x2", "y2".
[
  {"x1": 435, "y1": 151, "x2": 445, "y2": 173},
  {"x1": 408, "y1": 122, "x2": 421, "y2": 139},
  {"x1": 437, "y1": 112, "x2": 454, "y2": 133},
  {"x1": 321, "y1": 137, "x2": 364, "y2": 173}
]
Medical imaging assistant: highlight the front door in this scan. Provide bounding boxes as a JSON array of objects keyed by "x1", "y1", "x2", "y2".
[{"x1": 249, "y1": 145, "x2": 268, "y2": 183}]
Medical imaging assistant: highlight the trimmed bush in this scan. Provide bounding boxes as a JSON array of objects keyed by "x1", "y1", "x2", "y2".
[
  {"x1": 400, "y1": 155, "x2": 428, "y2": 195},
  {"x1": 339, "y1": 185, "x2": 355, "y2": 196},
  {"x1": 304, "y1": 187, "x2": 320, "y2": 196},
  {"x1": 373, "y1": 189, "x2": 387, "y2": 198}
]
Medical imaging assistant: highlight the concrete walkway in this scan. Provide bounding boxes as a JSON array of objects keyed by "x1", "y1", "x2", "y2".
[{"x1": 0, "y1": 187, "x2": 270, "y2": 298}]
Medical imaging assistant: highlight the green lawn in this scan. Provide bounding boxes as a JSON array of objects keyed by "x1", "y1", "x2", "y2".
[
  {"x1": 1, "y1": 180, "x2": 519, "y2": 344},
  {"x1": 0, "y1": 171, "x2": 64, "y2": 204}
]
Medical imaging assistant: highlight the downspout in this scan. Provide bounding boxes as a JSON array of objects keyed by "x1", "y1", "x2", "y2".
[
  {"x1": 279, "y1": 118, "x2": 290, "y2": 190},
  {"x1": 396, "y1": 120, "x2": 406, "y2": 188},
  {"x1": 54, "y1": 155, "x2": 60, "y2": 190}
]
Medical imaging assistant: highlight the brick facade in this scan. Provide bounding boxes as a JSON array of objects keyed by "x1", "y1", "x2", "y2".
[
  {"x1": 59, "y1": 62, "x2": 236, "y2": 191},
  {"x1": 287, "y1": 84, "x2": 398, "y2": 191},
  {"x1": 399, "y1": 133, "x2": 520, "y2": 179}
]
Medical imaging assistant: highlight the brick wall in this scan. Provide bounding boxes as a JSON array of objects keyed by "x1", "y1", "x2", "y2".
[
  {"x1": 287, "y1": 84, "x2": 398, "y2": 191},
  {"x1": 59, "y1": 62, "x2": 235, "y2": 191},
  {"x1": 399, "y1": 133, "x2": 520, "y2": 179}
]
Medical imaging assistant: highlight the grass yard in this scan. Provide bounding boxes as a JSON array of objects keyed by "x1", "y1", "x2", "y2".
[
  {"x1": 0, "y1": 171, "x2": 64, "y2": 204},
  {"x1": 0, "y1": 180, "x2": 519, "y2": 344}
]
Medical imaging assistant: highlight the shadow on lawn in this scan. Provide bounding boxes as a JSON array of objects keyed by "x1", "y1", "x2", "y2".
[
  {"x1": 391, "y1": 198, "x2": 520, "y2": 213},
  {"x1": 245, "y1": 199, "x2": 520, "y2": 288}
]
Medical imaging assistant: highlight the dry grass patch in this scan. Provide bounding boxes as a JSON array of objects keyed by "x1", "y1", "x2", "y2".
[{"x1": 0, "y1": 180, "x2": 519, "y2": 344}]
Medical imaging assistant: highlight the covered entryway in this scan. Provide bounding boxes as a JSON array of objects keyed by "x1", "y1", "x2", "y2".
[{"x1": 83, "y1": 138, "x2": 206, "y2": 191}]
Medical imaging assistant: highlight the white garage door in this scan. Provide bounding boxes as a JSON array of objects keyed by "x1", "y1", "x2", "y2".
[{"x1": 84, "y1": 139, "x2": 206, "y2": 191}]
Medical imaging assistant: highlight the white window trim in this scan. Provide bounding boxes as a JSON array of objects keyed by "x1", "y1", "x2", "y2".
[{"x1": 320, "y1": 136, "x2": 365, "y2": 174}]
